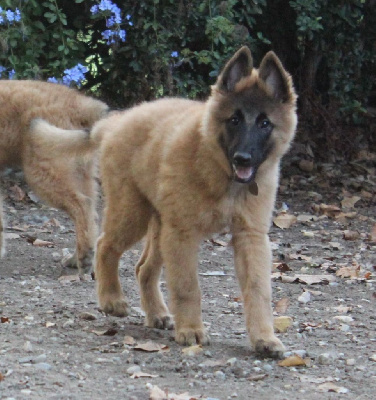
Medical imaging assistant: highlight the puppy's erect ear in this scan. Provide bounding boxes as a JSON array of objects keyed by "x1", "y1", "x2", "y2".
[
  {"x1": 259, "y1": 51, "x2": 295, "y2": 103},
  {"x1": 217, "y1": 46, "x2": 253, "y2": 92}
]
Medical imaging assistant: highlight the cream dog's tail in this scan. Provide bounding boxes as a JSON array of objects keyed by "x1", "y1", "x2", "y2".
[{"x1": 29, "y1": 118, "x2": 100, "y2": 156}]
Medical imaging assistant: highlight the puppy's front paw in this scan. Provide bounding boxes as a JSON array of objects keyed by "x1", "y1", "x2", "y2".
[
  {"x1": 146, "y1": 314, "x2": 174, "y2": 330},
  {"x1": 99, "y1": 294, "x2": 129, "y2": 317},
  {"x1": 254, "y1": 337, "x2": 285, "y2": 359},
  {"x1": 175, "y1": 327, "x2": 210, "y2": 346}
]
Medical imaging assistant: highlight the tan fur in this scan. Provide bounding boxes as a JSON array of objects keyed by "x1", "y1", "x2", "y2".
[
  {"x1": 93, "y1": 47, "x2": 297, "y2": 357},
  {"x1": 0, "y1": 80, "x2": 108, "y2": 273}
]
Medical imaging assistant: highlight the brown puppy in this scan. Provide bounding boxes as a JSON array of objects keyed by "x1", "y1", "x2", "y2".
[
  {"x1": 52, "y1": 46, "x2": 296, "y2": 358},
  {"x1": 0, "y1": 80, "x2": 108, "y2": 274}
]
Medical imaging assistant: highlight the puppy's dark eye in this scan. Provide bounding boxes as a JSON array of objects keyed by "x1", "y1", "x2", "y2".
[
  {"x1": 229, "y1": 111, "x2": 242, "y2": 126},
  {"x1": 230, "y1": 115, "x2": 240, "y2": 126},
  {"x1": 256, "y1": 113, "x2": 272, "y2": 129}
]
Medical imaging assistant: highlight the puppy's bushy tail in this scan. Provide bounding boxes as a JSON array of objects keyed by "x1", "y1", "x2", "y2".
[{"x1": 29, "y1": 118, "x2": 98, "y2": 156}]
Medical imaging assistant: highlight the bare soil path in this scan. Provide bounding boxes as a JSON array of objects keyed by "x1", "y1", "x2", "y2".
[{"x1": 1, "y1": 156, "x2": 375, "y2": 400}]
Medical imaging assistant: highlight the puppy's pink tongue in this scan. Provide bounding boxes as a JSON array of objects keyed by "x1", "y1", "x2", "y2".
[{"x1": 235, "y1": 166, "x2": 254, "y2": 180}]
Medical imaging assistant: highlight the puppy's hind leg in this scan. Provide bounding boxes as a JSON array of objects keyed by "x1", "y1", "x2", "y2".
[
  {"x1": 96, "y1": 187, "x2": 152, "y2": 317},
  {"x1": 136, "y1": 214, "x2": 173, "y2": 330},
  {"x1": 61, "y1": 158, "x2": 98, "y2": 273},
  {"x1": 23, "y1": 154, "x2": 96, "y2": 276}
]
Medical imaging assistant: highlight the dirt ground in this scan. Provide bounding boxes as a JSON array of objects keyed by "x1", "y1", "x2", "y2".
[{"x1": 0, "y1": 154, "x2": 375, "y2": 400}]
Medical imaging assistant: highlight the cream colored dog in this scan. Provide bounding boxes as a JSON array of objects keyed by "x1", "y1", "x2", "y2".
[
  {"x1": 35, "y1": 47, "x2": 297, "y2": 358},
  {"x1": 0, "y1": 80, "x2": 108, "y2": 273}
]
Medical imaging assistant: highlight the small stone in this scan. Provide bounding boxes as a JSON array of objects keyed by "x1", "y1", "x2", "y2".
[
  {"x1": 298, "y1": 291, "x2": 311, "y2": 304},
  {"x1": 33, "y1": 354, "x2": 47, "y2": 364},
  {"x1": 340, "y1": 324, "x2": 351, "y2": 332},
  {"x1": 34, "y1": 362, "x2": 52, "y2": 371},
  {"x1": 263, "y1": 363, "x2": 273, "y2": 372},
  {"x1": 346, "y1": 359, "x2": 355, "y2": 366},
  {"x1": 333, "y1": 316, "x2": 354, "y2": 323},
  {"x1": 62, "y1": 248, "x2": 71, "y2": 258},
  {"x1": 317, "y1": 352, "x2": 336, "y2": 365},
  {"x1": 294, "y1": 350, "x2": 307, "y2": 358},
  {"x1": 52, "y1": 252, "x2": 61, "y2": 262},
  {"x1": 23, "y1": 341, "x2": 33, "y2": 353},
  {"x1": 126, "y1": 365, "x2": 141, "y2": 375},
  {"x1": 18, "y1": 357, "x2": 33, "y2": 364},
  {"x1": 214, "y1": 370, "x2": 226, "y2": 380},
  {"x1": 63, "y1": 319, "x2": 75, "y2": 328},
  {"x1": 226, "y1": 357, "x2": 237, "y2": 366}
]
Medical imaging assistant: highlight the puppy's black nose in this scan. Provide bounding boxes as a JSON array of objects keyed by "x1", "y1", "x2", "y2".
[{"x1": 233, "y1": 152, "x2": 252, "y2": 166}]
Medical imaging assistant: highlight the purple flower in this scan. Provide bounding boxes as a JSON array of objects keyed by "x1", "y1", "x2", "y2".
[
  {"x1": 47, "y1": 77, "x2": 59, "y2": 84},
  {"x1": 0, "y1": 66, "x2": 6, "y2": 77},
  {"x1": 8, "y1": 69, "x2": 15, "y2": 79},
  {"x1": 171, "y1": 51, "x2": 179, "y2": 58},
  {"x1": 62, "y1": 64, "x2": 88, "y2": 87}
]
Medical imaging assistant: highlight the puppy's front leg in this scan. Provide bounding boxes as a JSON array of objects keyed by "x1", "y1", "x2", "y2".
[
  {"x1": 160, "y1": 225, "x2": 210, "y2": 346},
  {"x1": 233, "y1": 225, "x2": 285, "y2": 359}
]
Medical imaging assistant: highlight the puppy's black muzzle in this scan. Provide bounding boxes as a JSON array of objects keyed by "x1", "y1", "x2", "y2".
[{"x1": 233, "y1": 151, "x2": 252, "y2": 168}]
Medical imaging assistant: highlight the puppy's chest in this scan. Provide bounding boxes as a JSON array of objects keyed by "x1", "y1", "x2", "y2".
[{"x1": 197, "y1": 187, "x2": 246, "y2": 234}]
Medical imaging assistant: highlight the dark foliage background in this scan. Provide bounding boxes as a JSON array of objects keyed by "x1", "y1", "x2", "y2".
[{"x1": 0, "y1": 0, "x2": 375, "y2": 158}]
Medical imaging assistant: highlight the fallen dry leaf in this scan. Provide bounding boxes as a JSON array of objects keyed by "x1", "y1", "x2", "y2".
[
  {"x1": 58, "y1": 275, "x2": 81, "y2": 283},
  {"x1": 364, "y1": 271, "x2": 372, "y2": 279},
  {"x1": 0, "y1": 372, "x2": 4, "y2": 382},
  {"x1": 92, "y1": 328, "x2": 118, "y2": 336},
  {"x1": 273, "y1": 213, "x2": 297, "y2": 229},
  {"x1": 123, "y1": 336, "x2": 136, "y2": 346},
  {"x1": 210, "y1": 238, "x2": 228, "y2": 247},
  {"x1": 297, "y1": 214, "x2": 317, "y2": 223},
  {"x1": 274, "y1": 263, "x2": 291, "y2": 272},
  {"x1": 273, "y1": 316, "x2": 293, "y2": 333},
  {"x1": 371, "y1": 224, "x2": 376, "y2": 242},
  {"x1": 43, "y1": 218, "x2": 61, "y2": 228},
  {"x1": 295, "y1": 274, "x2": 336, "y2": 285},
  {"x1": 343, "y1": 230, "x2": 360, "y2": 240},
  {"x1": 278, "y1": 355, "x2": 309, "y2": 367},
  {"x1": 336, "y1": 265, "x2": 360, "y2": 279},
  {"x1": 274, "y1": 297, "x2": 290, "y2": 313},
  {"x1": 317, "y1": 382, "x2": 348, "y2": 394},
  {"x1": 131, "y1": 371, "x2": 158, "y2": 379},
  {"x1": 278, "y1": 274, "x2": 336, "y2": 285},
  {"x1": 1, "y1": 317, "x2": 10, "y2": 323},
  {"x1": 335, "y1": 211, "x2": 357, "y2": 224},
  {"x1": 149, "y1": 385, "x2": 199, "y2": 400},
  {"x1": 182, "y1": 345, "x2": 203, "y2": 356},
  {"x1": 32, "y1": 238, "x2": 54, "y2": 247},
  {"x1": 341, "y1": 196, "x2": 361, "y2": 209},
  {"x1": 9, "y1": 185, "x2": 26, "y2": 202},
  {"x1": 313, "y1": 203, "x2": 341, "y2": 218},
  {"x1": 198, "y1": 359, "x2": 226, "y2": 368},
  {"x1": 247, "y1": 373, "x2": 267, "y2": 381},
  {"x1": 333, "y1": 305, "x2": 352, "y2": 313},
  {"x1": 134, "y1": 341, "x2": 168, "y2": 353},
  {"x1": 288, "y1": 253, "x2": 312, "y2": 262}
]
